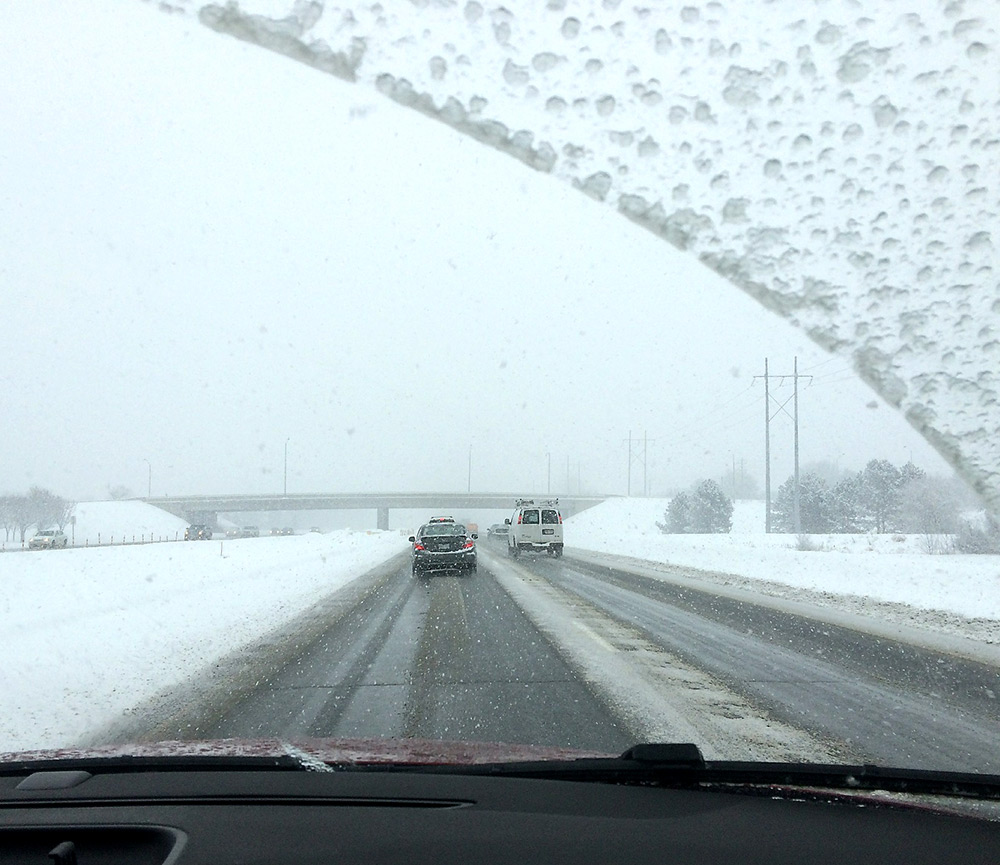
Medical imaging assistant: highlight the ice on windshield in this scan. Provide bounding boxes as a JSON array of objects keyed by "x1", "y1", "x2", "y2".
[{"x1": 194, "y1": 0, "x2": 998, "y2": 511}]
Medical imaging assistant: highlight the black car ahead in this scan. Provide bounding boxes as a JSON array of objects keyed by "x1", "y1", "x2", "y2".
[
  {"x1": 409, "y1": 522, "x2": 477, "y2": 576},
  {"x1": 184, "y1": 524, "x2": 213, "y2": 541}
]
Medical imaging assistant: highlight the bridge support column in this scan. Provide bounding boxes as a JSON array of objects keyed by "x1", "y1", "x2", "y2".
[{"x1": 376, "y1": 507, "x2": 390, "y2": 531}]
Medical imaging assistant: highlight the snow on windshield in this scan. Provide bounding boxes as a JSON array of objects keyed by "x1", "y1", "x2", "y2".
[{"x1": 189, "y1": 0, "x2": 998, "y2": 510}]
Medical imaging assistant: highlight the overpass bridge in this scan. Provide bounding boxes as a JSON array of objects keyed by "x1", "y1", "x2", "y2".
[{"x1": 145, "y1": 492, "x2": 613, "y2": 530}]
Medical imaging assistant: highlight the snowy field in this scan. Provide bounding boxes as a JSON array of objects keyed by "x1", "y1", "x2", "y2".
[
  {"x1": 0, "y1": 502, "x2": 409, "y2": 753},
  {"x1": 565, "y1": 498, "x2": 1000, "y2": 639}
]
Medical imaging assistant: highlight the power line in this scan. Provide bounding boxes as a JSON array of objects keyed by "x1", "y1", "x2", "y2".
[{"x1": 649, "y1": 383, "x2": 759, "y2": 442}]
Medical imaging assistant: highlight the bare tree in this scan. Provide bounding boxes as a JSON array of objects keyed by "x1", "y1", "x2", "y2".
[
  {"x1": 26, "y1": 487, "x2": 69, "y2": 533},
  {"x1": 56, "y1": 500, "x2": 75, "y2": 531},
  {"x1": 0, "y1": 496, "x2": 18, "y2": 542},
  {"x1": 8, "y1": 494, "x2": 33, "y2": 543},
  {"x1": 897, "y1": 475, "x2": 963, "y2": 551},
  {"x1": 107, "y1": 484, "x2": 133, "y2": 501}
]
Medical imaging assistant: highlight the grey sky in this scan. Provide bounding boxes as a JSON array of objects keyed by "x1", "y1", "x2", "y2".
[{"x1": 0, "y1": 1, "x2": 951, "y2": 502}]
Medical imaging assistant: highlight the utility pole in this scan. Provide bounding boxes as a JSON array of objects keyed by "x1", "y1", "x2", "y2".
[
  {"x1": 627, "y1": 431, "x2": 632, "y2": 496},
  {"x1": 764, "y1": 359, "x2": 771, "y2": 532},
  {"x1": 793, "y1": 356, "x2": 801, "y2": 533},
  {"x1": 754, "y1": 358, "x2": 811, "y2": 534},
  {"x1": 623, "y1": 431, "x2": 655, "y2": 497},
  {"x1": 283, "y1": 437, "x2": 290, "y2": 497},
  {"x1": 643, "y1": 431, "x2": 648, "y2": 497}
]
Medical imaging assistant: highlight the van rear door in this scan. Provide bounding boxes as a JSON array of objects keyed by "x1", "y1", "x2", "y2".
[
  {"x1": 541, "y1": 508, "x2": 562, "y2": 543},
  {"x1": 518, "y1": 508, "x2": 541, "y2": 545}
]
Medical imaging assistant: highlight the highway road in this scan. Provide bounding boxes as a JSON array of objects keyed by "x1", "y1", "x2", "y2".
[{"x1": 180, "y1": 544, "x2": 1000, "y2": 771}]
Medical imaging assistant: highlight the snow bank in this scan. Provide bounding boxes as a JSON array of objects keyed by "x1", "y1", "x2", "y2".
[
  {"x1": 3, "y1": 501, "x2": 190, "y2": 551},
  {"x1": 565, "y1": 498, "x2": 1000, "y2": 623},
  {"x1": 0, "y1": 528, "x2": 409, "y2": 753},
  {"x1": 68, "y1": 500, "x2": 191, "y2": 544}
]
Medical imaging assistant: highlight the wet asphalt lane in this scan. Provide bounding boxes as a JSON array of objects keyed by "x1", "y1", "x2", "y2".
[
  {"x1": 208, "y1": 558, "x2": 633, "y2": 752},
  {"x1": 527, "y1": 554, "x2": 1000, "y2": 773}
]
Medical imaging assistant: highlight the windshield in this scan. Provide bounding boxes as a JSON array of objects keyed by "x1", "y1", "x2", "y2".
[{"x1": 1, "y1": 0, "x2": 998, "y2": 777}]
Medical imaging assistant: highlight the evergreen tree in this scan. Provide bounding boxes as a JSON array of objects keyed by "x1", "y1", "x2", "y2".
[
  {"x1": 859, "y1": 459, "x2": 903, "y2": 533},
  {"x1": 689, "y1": 479, "x2": 733, "y2": 533},
  {"x1": 829, "y1": 473, "x2": 865, "y2": 532},
  {"x1": 664, "y1": 492, "x2": 692, "y2": 533},
  {"x1": 772, "y1": 473, "x2": 832, "y2": 533}
]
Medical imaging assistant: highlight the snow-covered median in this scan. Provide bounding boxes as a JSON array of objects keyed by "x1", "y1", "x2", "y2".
[
  {"x1": 1, "y1": 519, "x2": 409, "y2": 753},
  {"x1": 565, "y1": 498, "x2": 1000, "y2": 639}
]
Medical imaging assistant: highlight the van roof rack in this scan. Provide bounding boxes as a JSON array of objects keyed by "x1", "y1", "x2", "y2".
[{"x1": 514, "y1": 498, "x2": 560, "y2": 507}]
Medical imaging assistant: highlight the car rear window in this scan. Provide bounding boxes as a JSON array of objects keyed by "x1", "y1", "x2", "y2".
[
  {"x1": 521, "y1": 510, "x2": 539, "y2": 524},
  {"x1": 541, "y1": 510, "x2": 560, "y2": 524},
  {"x1": 422, "y1": 524, "x2": 465, "y2": 536}
]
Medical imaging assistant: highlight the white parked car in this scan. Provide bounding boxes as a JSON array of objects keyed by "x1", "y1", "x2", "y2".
[
  {"x1": 506, "y1": 499, "x2": 563, "y2": 558},
  {"x1": 28, "y1": 529, "x2": 68, "y2": 550}
]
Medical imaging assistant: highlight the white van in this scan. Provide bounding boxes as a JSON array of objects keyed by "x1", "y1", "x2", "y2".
[{"x1": 506, "y1": 499, "x2": 563, "y2": 558}]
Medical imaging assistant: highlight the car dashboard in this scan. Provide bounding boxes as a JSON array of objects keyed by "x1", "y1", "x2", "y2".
[{"x1": 3, "y1": 764, "x2": 998, "y2": 865}]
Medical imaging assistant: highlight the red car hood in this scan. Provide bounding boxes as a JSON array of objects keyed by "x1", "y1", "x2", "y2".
[{"x1": 0, "y1": 737, "x2": 615, "y2": 768}]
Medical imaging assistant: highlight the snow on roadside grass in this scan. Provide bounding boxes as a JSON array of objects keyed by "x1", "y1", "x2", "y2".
[
  {"x1": 3, "y1": 500, "x2": 191, "y2": 550},
  {"x1": 0, "y1": 529, "x2": 409, "y2": 753},
  {"x1": 565, "y1": 498, "x2": 1000, "y2": 623}
]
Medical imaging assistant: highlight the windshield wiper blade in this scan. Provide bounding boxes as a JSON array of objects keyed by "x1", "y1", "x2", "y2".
[{"x1": 409, "y1": 743, "x2": 1000, "y2": 800}]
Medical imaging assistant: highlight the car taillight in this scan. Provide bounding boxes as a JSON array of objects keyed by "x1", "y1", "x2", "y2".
[
  {"x1": 414, "y1": 543, "x2": 425, "y2": 551},
  {"x1": 462, "y1": 540, "x2": 474, "y2": 549},
  {"x1": 517, "y1": 514, "x2": 523, "y2": 524}
]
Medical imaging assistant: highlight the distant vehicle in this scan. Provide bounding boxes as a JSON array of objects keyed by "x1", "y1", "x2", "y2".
[
  {"x1": 184, "y1": 524, "x2": 213, "y2": 541},
  {"x1": 427, "y1": 516, "x2": 455, "y2": 524},
  {"x1": 269, "y1": 528, "x2": 281, "y2": 536},
  {"x1": 409, "y1": 521, "x2": 477, "y2": 577},
  {"x1": 28, "y1": 529, "x2": 68, "y2": 550},
  {"x1": 240, "y1": 526, "x2": 260, "y2": 538},
  {"x1": 487, "y1": 523, "x2": 509, "y2": 542},
  {"x1": 280, "y1": 527, "x2": 294, "y2": 536},
  {"x1": 309, "y1": 527, "x2": 322, "y2": 534},
  {"x1": 465, "y1": 522, "x2": 479, "y2": 535},
  {"x1": 225, "y1": 528, "x2": 242, "y2": 538},
  {"x1": 506, "y1": 499, "x2": 563, "y2": 558}
]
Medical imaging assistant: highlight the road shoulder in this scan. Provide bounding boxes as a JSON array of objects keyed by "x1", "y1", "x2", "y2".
[{"x1": 564, "y1": 548, "x2": 1000, "y2": 668}]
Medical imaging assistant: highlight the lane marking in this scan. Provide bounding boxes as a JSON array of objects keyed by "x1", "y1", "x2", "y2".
[{"x1": 571, "y1": 619, "x2": 617, "y2": 652}]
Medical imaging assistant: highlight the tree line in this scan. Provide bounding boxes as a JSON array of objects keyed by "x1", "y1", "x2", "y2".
[
  {"x1": 658, "y1": 458, "x2": 984, "y2": 547},
  {"x1": 0, "y1": 488, "x2": 74, "y2": 542},
  {"x1": 771, "y1": 459, "x2": 961, "y2": 535}
]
